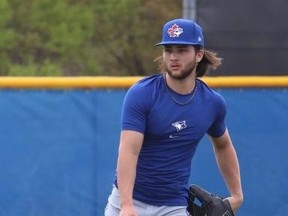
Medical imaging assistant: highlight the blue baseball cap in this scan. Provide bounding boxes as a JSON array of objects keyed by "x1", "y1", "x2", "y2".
[{"x1": 155, "y1": 18, "x2": 204, "y2": 47}]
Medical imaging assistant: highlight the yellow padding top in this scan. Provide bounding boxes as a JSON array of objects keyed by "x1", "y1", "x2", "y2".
[{"x1": 0, "y1": 76, "x2": 287, "y2": 89}]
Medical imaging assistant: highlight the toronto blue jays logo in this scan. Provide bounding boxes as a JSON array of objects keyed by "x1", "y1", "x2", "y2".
[
  {"x1": 168, "y1": 24, "x2": 183, "y2": 37},
  {"x1": 172, "y1": 120, "x2": 187, "y2": 132}
]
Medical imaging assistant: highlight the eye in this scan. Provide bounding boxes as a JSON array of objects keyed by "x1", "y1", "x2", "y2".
[
  {"x1": 164, "y1": 48, "x2": 172, "y2": 53},
  {"x1": 178, "y1": 47, "x2": 189, "y2": 52}
]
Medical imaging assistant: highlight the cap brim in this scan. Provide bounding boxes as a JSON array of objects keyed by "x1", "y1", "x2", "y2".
[{"x1": 154, "y1": 41, "x2": 203, "y2": 46}]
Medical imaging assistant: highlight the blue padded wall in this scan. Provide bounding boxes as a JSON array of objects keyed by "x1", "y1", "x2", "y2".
[{"x1": 0, "y1": 88, "x2": 287, "y2": 216}]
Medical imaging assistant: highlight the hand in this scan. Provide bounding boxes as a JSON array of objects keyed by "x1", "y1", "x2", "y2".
[
  {"x1": 225, "y1": 195, "x2": 243, "y2": 213},
  {"x1": 119, "y1": 205, "x2": 138, "y2": 216}
]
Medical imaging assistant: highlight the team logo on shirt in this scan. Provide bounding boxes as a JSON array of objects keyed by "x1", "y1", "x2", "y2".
[{"x1": 172, "y1": 120, "x2": 187, "y2": 132}]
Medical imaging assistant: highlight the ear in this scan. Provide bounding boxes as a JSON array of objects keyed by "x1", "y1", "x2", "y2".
[{"x1": 196, "y1": 49, "x2": 204, "y2": 63}]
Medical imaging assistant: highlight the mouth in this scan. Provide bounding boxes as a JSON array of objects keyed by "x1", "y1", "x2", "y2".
[{"x1": 170, "y1": 64, "x2": 181, "y2": 71}]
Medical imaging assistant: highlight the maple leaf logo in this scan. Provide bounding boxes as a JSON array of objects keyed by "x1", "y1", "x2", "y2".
[{"x1": 167, "y1": 24, "x2": 183, "y2": 38}]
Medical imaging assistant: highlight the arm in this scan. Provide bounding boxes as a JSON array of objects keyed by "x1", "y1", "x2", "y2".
[
  {"x1": 209, "y1": 129, "x2": 243, "y2": 212},
  {"x1": 117, "y1": 130, "x2": 144, "y2": 216}
]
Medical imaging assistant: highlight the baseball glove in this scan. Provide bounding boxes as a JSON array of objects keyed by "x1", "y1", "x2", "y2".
[{"x1": 187, "y1": 184, "x2": 235, "y2": 216}]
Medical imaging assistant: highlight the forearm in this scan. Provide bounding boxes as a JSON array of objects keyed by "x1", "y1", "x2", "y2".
[
  {"x1": 117, "y1": 149, "x2": 138, "y2": 207},
  {"x1": 116, "y1": 130, "x2": 143, "y2": 209},
  {"x1": 214, "y1": 143, "x2": 243, "y2": 199},
  {"x1": 210, "y1": 131, "x2": 243, "y2": 211}
]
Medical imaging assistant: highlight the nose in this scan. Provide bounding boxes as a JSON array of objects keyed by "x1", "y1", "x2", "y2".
[{"x1": 170, "y1": 52, "x2": 179, "y2": 61}]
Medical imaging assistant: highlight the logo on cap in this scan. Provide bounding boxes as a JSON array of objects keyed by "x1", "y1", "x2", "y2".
[{"x1": 167, "y1": 24, "x2": 183, "y2": 38}]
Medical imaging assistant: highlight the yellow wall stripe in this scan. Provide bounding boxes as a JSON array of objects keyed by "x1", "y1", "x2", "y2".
[
  {"x1": 203, "y1": 76, "x2": 288, "y2": 88},
  {"x1": 0, "y1": 76, "x2": 287, "y2": 89}
]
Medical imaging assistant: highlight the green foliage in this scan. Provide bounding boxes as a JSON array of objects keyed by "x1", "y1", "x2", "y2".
[
  {"x1": 91, "y1": 0, "x2": 182, "y2": 76},
  {"x1": 9, "y1": 60, "x2": 62, "y2": 76},
  {"x1": 0, "y1": 0, "x2": 15, "y2": 74},
  {"x1": 0, "y1": 0, "x2": 182, "y2": 76}
]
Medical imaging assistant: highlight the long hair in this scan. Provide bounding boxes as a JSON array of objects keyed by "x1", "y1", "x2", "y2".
[{"x1": 154, "y1": 46, "x2": 223, "y2": 77}]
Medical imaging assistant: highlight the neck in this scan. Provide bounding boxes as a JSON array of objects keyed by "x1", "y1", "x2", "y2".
[{"x1": 164, "y1": 73, "x2": 196, "y2": 94}]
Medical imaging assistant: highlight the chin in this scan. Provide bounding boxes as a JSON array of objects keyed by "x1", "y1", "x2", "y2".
[
  {"x1": 167, "y1": 70, "x2": 193, "y2": 80},
  {"x1": 170, "y1": 73, "x2": 187, "y2": 80},
  {"x1": 169, "y1": 70, "x2": 181, "y2": 76}
]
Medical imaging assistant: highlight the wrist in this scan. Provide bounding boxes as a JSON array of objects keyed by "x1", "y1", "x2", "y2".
[
  {"x1": 233, "y1": 192, "x2": 244, "y2": 204},
  {"x1": 120, "y1": 197, "x2": 134, "y2": 209},
  {"x1": 227, "y1": 194, "x2": 243, "y2": 212}
]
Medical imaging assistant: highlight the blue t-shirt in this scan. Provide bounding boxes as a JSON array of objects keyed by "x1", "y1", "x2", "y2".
[{"x1": 115, "y1": 74, "x2": 227, "y2": 206}]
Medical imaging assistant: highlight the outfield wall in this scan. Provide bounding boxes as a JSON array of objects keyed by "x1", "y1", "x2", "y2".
[{"x1": 0, "y1": 77, "x2": 287, "y2": 216}]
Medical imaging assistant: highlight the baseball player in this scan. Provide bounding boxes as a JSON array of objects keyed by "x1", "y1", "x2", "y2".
[{"x1": 104, "y1": 18, "x2": 243, "y2": 216}]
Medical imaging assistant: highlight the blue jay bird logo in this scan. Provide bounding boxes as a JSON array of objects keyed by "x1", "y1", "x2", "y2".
[{"x1": 172, "y1": 121, "x2": 187, "y2": 132}]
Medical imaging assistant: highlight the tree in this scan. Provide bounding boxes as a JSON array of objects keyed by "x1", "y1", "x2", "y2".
[
  {"x1": 0, "y1": 0, "x2": 15, "y2": 75},
  {"x1": 0, "y1": 0, "x2": 182, "y2": 76},
  {"x1": 91, "y1": 0, "x2": 182, "y2": 76}
]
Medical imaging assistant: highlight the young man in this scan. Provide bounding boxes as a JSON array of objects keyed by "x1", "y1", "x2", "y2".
[{"x1": 105, "y1": 18, "x2": 243, "y2": 216}]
